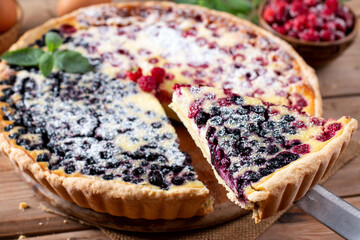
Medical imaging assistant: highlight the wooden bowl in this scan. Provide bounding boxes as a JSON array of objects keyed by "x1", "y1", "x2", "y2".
[
  {"x1": 0, "y1": 1, "x2": 23, "y2": 55},
  {"x1": 258, "y1": 1, "x2": 359, "y2": 68}
]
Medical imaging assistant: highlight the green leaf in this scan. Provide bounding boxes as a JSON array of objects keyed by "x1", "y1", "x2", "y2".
[
  {"x1": 175, "y1": 0, "x2": 199, "y2": 4},
  {"x1": 45, "y1": 32, "x2": 63, "y2": 52},
  {"x1": 0, "y1": 48, "x2": 45, "y2": 66},
  {"x1": 54, "y1": 50, "x2": 93, "y2": 74},
  {"x1": 39, "y1": 52, "x2": 54, "y2": 77}
]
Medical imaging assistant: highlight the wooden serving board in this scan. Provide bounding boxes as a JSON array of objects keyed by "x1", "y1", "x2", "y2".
[{"x1": 11, "y1": 121, "x2": 249, "y2": 233}]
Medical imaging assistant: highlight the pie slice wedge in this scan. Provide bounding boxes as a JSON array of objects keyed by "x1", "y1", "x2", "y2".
[{"x1": 170, "y1": 85, "x2": 358, "y2": 222}]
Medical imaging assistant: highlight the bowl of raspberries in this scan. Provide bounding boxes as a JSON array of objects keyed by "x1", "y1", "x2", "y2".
[{"x1": 259, "y1": 0, "x2": 359, "y2": 67}]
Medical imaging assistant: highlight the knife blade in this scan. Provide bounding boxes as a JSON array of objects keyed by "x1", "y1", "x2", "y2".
[{"x1": 295, "y1": 185, "x2": 360, "y2": 240}]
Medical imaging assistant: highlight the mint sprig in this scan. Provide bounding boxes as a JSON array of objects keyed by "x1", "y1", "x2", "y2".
[{"x1": 0, "y1": 32, "x2": 93, "y2": 77}]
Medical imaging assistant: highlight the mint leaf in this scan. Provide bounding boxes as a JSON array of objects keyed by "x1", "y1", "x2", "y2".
[
  {"x1": 54, "y1": 50, "x2": 93, "y2": 74},
  {"x1": 1, "y1": 48, "x2": 44, "y2": 66},
  {"x1": 39, "y1": 52, "x2": 54, "y2": 77},
  {"x1": 45, "y1": 32, "x2": 63, "y2": 52}
]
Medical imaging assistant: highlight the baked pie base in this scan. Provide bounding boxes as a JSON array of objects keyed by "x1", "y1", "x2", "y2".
[{"x1": 0, "y1": 1, "x2": 329, "y2": 221}]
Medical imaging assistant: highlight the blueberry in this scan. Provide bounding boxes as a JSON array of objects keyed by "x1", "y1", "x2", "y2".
[
  {"x1": 145, "y1": 152, "x2": 164, "y2": 162},
  {"x1": 151, "y1": 122, "x2": 162, "y2": 129},
  {"x1": 285, "y1": 126, "x2": 297, "y2": 135},
  {"x1": 237, "y1": 107, "x2": 249, "y2": 115},
  {"x1": 150, "y1": 164, "x2": 159, "y2": 170},
  {"x1": 86, "y1": 158, "x2": 96, "y2": 165},
  {"x1": 282, "y1": 114, "x2": 295, "y2": 122},
  {"x1": 133, "y1": 167, "x2": 145, "y2": 176},
  {"x1": 240, "y1": 147, "x2": 252, "y2": 156},
  {"x1": 123, "y1": 175, "x2": 132, "y2": 182},
  {"x1": 231, "y1": 95, "x2": 244, "y2": 105},
  {"x1": 148, "y1": 170, "x2": 166, "y2": 188},
  {"x1": 251, "y1": 105, "x2": 265, "y2": 114},
  {"x1": 16, "y1": 138, "x2": 30, "y2": 146},
  {"x1": 172, "y1": 164, "x2": 184, "y2": 173},
  {"x1": 64, "y1": 165, "x2": 76, "y2": 174},
  {"x1": 267, "y1": 145, "x2": 279, "y2": 155},
  {"x1": 259, "y1": 167, "x2": 273, "y2": 177},
  {"x1": 243, "y1": 171, "x2": 260, "y2": 183},
  {"x1": 210, "y1": 106, "x2": 221, "y2": 116},
  {"x1": 247, "y1": 123, "x2": 259, "y2": 134},
  {"x1": 103, "y1": 174, "x2": 114, "y2": 180},
  {"x1": 171, "y1": 177, "x2": 185, "y2": 185},
  {"x1": 100, "y1": 151, "x2": 112, "y2": 159},
  {"x1": 195, "y1": 110, "x2": 210, "y2": 127},
  {"x1": 3, "y1": 124, "x2": 14, "y2": 132},
  {"x1": 209, "y1": 116, "x2": 223, "y2": 126},
  {"x1": 264, "y1": 121, "x2": 275, "y2": 130},
  {"x1": 2, "y1": 88, "x2": 14, "y2": 98},
  {"x1": 140, "y1": 161, "x2": 149, "y2": 167},
  {"x1": 106, "y1": 161, "x2": 120, "y2": 168},
  {"x1": 36, "y1": 153, "x2": 50, "y2": 162},
  {"x1": 258, "y1": 146, "x2": 266, "y2": 153},
  {"x1": 254, "y1": 157, "x2": 266, "y2": 165}
]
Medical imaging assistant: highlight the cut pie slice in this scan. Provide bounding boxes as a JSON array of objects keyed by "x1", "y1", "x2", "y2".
[{"x1": 170, "y1": 85, "x2": 358, "y2": 222}]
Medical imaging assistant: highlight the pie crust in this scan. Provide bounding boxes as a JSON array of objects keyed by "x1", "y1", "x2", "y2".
[
  {"x1": 0, "y1": 1, "x2": 324, "y2": 220},
  {"x1": 170, "y1": 86, "x2": 357, "y2": 222}
]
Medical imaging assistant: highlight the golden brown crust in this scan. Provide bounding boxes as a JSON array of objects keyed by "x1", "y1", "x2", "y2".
[{"x1": 0, "y1": 1, "x2": 321, "y2": 220}]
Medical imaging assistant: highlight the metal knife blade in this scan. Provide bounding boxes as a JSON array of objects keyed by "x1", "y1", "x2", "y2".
[{"x1": 295, "y1": 185, "x2": 360, "y2": 240}]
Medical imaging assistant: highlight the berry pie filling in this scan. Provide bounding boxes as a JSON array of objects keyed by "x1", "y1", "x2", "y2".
[
  {"x1": 171, "y1": 86, "x2": 352, "y2": 205},
  {"x1": 14, "y1": 4, "x2": 317, "y2": 115},
  {"x1": 0, "y1": 61, "x2": 205, "y2": 191}
]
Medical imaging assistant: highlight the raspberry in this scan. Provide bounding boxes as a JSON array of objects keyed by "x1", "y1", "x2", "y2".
[
  {"x1": 299, "y1": 29, "x2": 319, "y2": 41},
  {"x1": 263, "y1": 6, "x2": 276, "y2": 24},
  {"x1": 319, "y1": 29, "x2": 335, "y2": 41},
  {"x1": 272, "y1": 23, "x2": 286, "y2": 35},
  {"x1": 334, "y1": 18, "x2": 346, "y2": 32},
  {"x1": 137, "y1": 76, "x2": 156, "y2": 92},
  {"x1": 274, "y1": 1, "x2": 288, "y2": 22},
  {"x1": 290, "y1": 1, "x2": 308, "y2": 17},
  {"x1": 306, "y1": 13, "x2": 318, "y2": 29},
  {"x1": 324, "y1": 21, "x2": 337, "y2": 32},
  {"x1": 126, "y1": 67, "x2": 142, "y2": 82},
  {"x1": 325, "y1": 0, "x2": 339, "y2": 14},
  {"x1": 334, "y1": 30, "x2": 345, "y2": 40},
  {"x1": 151, "y1": 67, "x2": 166, "y2": 84},
  {"x1": 284, "y1": 20, "x2": 293, "y2": 32},
  {"x1": 293, "y1": 15, "x2": 307, "y2": 32},
  {"x1": 304, "y1": 0, "x2": 319, "y2": 7}
]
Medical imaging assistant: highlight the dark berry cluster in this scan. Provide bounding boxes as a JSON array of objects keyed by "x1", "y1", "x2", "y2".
[
  {"x1": 263, "y1": 0, "x2": 354, "y2": 41},
  {"x1": 188, "y1": 93, "x2": 315, "y2": 202}
]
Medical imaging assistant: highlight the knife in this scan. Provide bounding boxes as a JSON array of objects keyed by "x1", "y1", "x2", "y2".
[{"x1": 295, "y1": 185, "x2": 360, "y2": 240}]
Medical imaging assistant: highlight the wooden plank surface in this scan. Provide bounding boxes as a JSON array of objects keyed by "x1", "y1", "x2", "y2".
[{"x1": 0, "y1": 0, "x2": 359, "y2": 239}]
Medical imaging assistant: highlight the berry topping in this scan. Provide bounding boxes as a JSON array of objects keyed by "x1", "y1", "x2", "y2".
[
  {"x1": 137, "y1": 76, "x2": 156, "y2": 92},
  {"x1": 151, "y1": 67, "x2": 166, "y2": 84},
  {"x1": 126, "y1": 67, "x2": 143, "y2": 82}
]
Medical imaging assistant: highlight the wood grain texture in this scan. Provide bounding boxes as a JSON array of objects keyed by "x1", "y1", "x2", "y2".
[{"x1": 23, "y1": 230, "x2": 109, "y2": 240}]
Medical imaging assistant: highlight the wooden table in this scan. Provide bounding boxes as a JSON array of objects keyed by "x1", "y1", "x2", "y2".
[{"x1": 1, "y1": 1, "x2": 360, "y2": 239}]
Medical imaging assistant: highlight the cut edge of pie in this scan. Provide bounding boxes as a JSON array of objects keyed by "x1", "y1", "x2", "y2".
[{"x1": 170, "y1": 86, "x2": 357, "y2": 222}]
